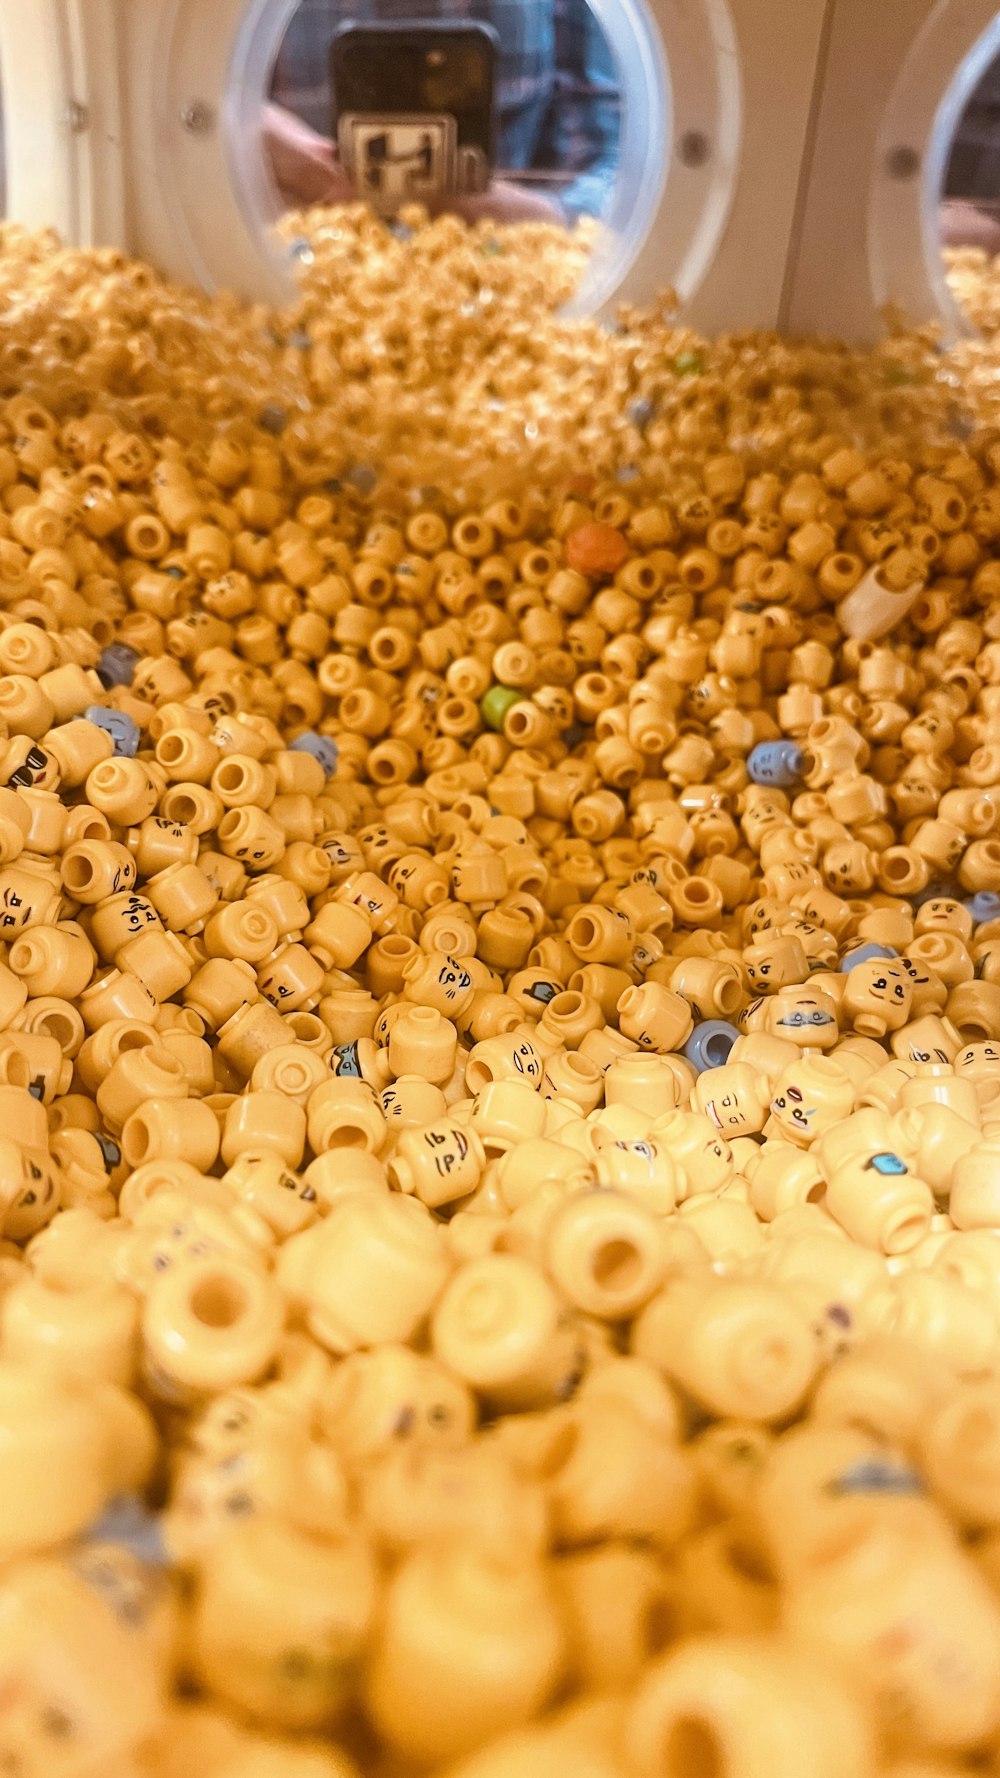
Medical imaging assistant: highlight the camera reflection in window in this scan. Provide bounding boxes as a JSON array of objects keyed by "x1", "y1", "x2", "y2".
[{"x1": 265, "y1": 0, "x2": 621, "y2": 225}]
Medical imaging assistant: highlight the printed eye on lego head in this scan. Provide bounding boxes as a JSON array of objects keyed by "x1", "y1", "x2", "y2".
[
  {"x1": 770, "y1": 988, "x2": 837, "y2": 1038},
  {"x1": 694, "y1": 1064, "x2": 769, "y2": 1137}
]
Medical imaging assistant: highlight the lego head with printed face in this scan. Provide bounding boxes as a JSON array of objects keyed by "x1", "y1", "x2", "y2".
[
  {"x1": 736, "y1": 996, "x2": 770, "y2": 1036},
  {"x1": 822, "y1": 841, "x2": 876, "y2": 894},
  {"x1": 743, "y1": 934, "x2": 809, "y2": 994},
  {"x1": 0, "y1": 1547, "x2": 173, "y2": 1778},
  {"x1": 743, "y1": 898, "x2": 788, "y2": 942},
  {"x1": 629, "y1": 933, "x2": 664, "y2": 976},
  {"x1": 914, "y1": 897, "x2": 974, "y2": 941},
  {"x1": 813, "y1": 1106, "x2": 931, "y2": 1252},
  {"x1": 894, "y1": 763, "x2": 943, "y2": 812},
  {"x1": 316, "y1": 1345, "x2": 476, "y2": 1465},
  {"x1": 180, "y1": 1384, "x2": 308, "y2": 1469},
  {"x1": 0, "y1": 1142, "x2": 60, "y2": 1242},
  {"x1": 0, "y1": 1363, "x2": 145, "y2": 1568},
  {"x1": 223, "y1": 1152, "x2": 319, "y2": 1241},
  {"x1": 404, "y1": 952, "x2": 475, "y2": 1017},
  {"x1": 768, "y1": 1055, "x2": 855, "y2": 1147},
  {"x1": 920, "y1": 823, "x2": 967, "y2": 876},
  {"x1": 781, "y1": 917, "x2": 838, "y2": 969},
  {"x1": 693, "y1": 1062, "x2": 772, "y2": 1139},
  {"x1": 372, "y1": 1005, "x2": 398, "y2": 1050},
  {"x1": 890, "y1": 1014, "x2": 960, "y2": 1068},
  {"x1": 387, "y1": 856, "x2": 419, "y2": 900},
  {"x1": 768, "y1": 985, "x2": 839, "y2": 1049},
  {"x1": 0, "y1": 870, "x2": 59, "y2": 937},
  {"x1": 508, "y1": 1036, "x2": 543, "y2": 1086},
  {"x1": 592, "y1": 1136, "x2": 679, "y2": 1214},
  {"x1": 900, "y1": 709, "x2": 952, "y2": 754},
  {"x1": 506, "y1": 971, "x2": 561, "y2": 1018},
  {"x1": 896, "y1": 951, "x2": 947, "y2": 1015},
  {"x1": 466, "y1": 1032, "x2": 543, "y2": 1097},
  {"x1": 650, "y1": 1109, "x2": 734, "y2": 1198},
  {"x1": 357, "y1": 824, "x2": 392, "y2": 863},
  {"x1": 740, "y1": 799, "x2": 788, "y2": 849},
  {"x1": 780, "y1": 1283, "x2": 858, "y2": 1366},
  {"x1": 841, "y1": 959, "x2": 912, "y2": 1037},
  {"x1": 190, "y1": 1516, "x2": 379, "y2": 1731},
  {"x1": 388, "y1": 1120, "x2": 485, "y2": 1209},
  {"x1": 143, "y1": 819, "x2": 187, "y2": 864},
  {"x1": 954, "y1": 1041, "x2": 1000, "y2": 1105},
  {"x1": 337, "y1": 872, "x2": 397, "y2": 930},
  {"x1": 4, "y1": 745, "x2": 60, "y2": 794},
  {"x1": 165, "y1": 1421, "x2": 349, "y2": 1567},
  {"x1": 321, "y1": 833, "x2": 363, "y2": 877},
  {"x1": 766, "y1": 858, "x2": 824, "y2": 900},
  {"x1": 117, "y1": 1193, "x2": 267, "y2": 1297}
]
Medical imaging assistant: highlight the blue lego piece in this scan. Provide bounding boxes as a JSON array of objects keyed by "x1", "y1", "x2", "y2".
[
  {"x1": 289, "y1": 731, "x2": 338, "y2": 777},
  {"x1": 839, "y1": 943, "x2": 898, "y2": 972},
  {"x1": 746, "y1": 741, "x2": 805, "y2": 787},
  {"x1": 628, "y1": 397, "x2": 655, "y2": 429},
  {"x1": 86, "y1": 1494, "x2": 170, "y2": 1567},
  {"x1": 966, "y1": 892, "x2": 1000, "y2": 926},
  {"x1": 683, "y1": 1020, "x2": 740, "y2": 1073},
  {"x1": 96, "y1": 643, "x2": 139, "y2": 689},
  {"x1": 85, "y1": 706, "x2": 140, "y2": 757}
]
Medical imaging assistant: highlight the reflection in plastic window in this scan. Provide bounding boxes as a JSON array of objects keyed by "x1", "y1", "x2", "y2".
[
  {"x1": 941, "y1": 32, "x2": 1000, "y2": 331},
  {"x1": 264, "y1": 0, "x2": 622, "y2": 230}
]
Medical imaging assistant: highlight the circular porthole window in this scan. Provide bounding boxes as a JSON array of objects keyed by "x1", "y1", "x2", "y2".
[
  {"x1": 870, "y1": 2, "x2": 1000, "y2": 342},
  {"x1": 218, "y1": 0, "x2": 737, "y2": 314},
  {"x1": 240, "y1": 0, "x2": 641, "y2": 309}
]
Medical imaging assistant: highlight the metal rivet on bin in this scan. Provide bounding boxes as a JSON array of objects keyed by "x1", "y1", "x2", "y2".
[
  {"x1": 180, "y1": 101, "x2": 215, "y2": 136},
  {"x1": 678, "y1": 130, "x2": 711, "y2": 168}
]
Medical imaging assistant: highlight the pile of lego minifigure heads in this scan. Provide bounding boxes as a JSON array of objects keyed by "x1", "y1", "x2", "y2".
[{"x1": 0, "y1": 211, "x2": 991, "y2": 1776}]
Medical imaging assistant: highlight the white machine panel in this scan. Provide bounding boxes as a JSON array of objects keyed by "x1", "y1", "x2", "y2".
[{"x1": 0, "y1": 0, "x2": 997, "y2": 339}]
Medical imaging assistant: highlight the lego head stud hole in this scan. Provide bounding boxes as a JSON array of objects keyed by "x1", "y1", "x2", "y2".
[
  {"x1": 465, "y1": 1058, "x2": 497, "y2": 1094},
  {"x1": 156, "y1": 735, "x2": 189, "y2": 769},
  {"x1": 35, "y1": 1007, "x2": 79, "y2": 1051},
  {"x1": 325, "y1": 1120, "x2": 372, "y2": 1150},
  {"x1": 273, "y1": 1058, "x2": 313, "y2": 1097},
  {"x1": 703, "y1": 1028, "x2": 736, "y2": 1067},
  {"x1": 188, "y1": 1271, "x2": 251, "y2": 1330},
  {"x1": 571, "y1": 915, "x2": 600, "y2": 950},
  {"x1": 165, "y1": 792, "x2": 200, "y2": 825},
  {"x1": 880, "y1": 853, "x2": 917, "y2": 889},
  {"x1": 884, "y1": 1210, "x2": 933, "y2": 1255},
  {"x1": 61, "y1": 852, "x2": 96, "y2": 893},
  {"x1": 215, "y1": 761, "x2": 253, "y2": 797},
  {"x1": 710, "y1": 976, "x2": 741, "y2": 1016},
  {"x1": 591, "y1": 1237, "x2": 644, "y2": 1294},
  {"x1": 0, "y1": 1051, "x2": 30, "y2": 1089},
  {"x1": 122, "y1": 1113, "x2": 157, "y2": 1167}
]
